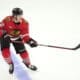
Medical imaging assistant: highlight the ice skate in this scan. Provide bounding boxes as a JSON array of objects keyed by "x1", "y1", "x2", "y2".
[
  {"x1": 9, "y1": 63, "x2": 14, "y2": 74},
  {"x1": 24, "y1": 62, "x2": 37, "y2": 71}
]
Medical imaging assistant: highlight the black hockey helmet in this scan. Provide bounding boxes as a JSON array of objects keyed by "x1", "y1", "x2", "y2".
[{"x1": 12, "y1": 7, "x2": 23, "y2": 16}]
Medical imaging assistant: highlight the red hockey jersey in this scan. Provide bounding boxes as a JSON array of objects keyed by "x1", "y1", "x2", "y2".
[
  {"x1": 0, "y1": 26, "x2": 3, "y2": 37},
  {"x1": 0, "y1": 16, "x2": 30, "y2": 42}
]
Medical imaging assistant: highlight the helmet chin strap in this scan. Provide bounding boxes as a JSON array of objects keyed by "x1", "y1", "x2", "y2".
[
  {"x1": 13, "y1": 17, "x2": 22, "y2": 24},
  {"x1": 13, "y1": 20, "x2": 20, "y2": 24}
]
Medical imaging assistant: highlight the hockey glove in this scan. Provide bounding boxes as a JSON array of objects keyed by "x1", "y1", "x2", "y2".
[{"x1": 27, "y1": 38, "x2": 38, "y2": 48}]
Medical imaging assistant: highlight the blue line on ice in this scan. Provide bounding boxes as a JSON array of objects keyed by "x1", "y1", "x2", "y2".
[{"x1": 10, "y1": 44, "x2": 31, "y2": 80}]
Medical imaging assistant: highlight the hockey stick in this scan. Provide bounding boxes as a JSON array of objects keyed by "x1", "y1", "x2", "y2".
[
  {"x1": 38, "y1": 44, "x2": 80, "y2": 50},
  {"x1": 11, "y1": 40, "x2": 80, "y2": 50}
]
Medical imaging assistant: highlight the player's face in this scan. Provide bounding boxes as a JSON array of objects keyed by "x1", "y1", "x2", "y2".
[{"x1": 13, "y1": 15, "x2": 22, "y2": 23}]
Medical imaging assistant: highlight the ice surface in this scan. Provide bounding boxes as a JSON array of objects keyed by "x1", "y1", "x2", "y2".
[{"x1": 10, "y1": 44, "x2": 31, "y2": 80}]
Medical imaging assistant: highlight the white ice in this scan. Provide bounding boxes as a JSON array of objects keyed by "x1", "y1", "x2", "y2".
[{"x1": 0, "y1": 0, "x2": 80, "y2": 80}]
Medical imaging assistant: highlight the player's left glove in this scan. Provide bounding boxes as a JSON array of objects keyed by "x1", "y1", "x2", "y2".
[{"x1": 27, "y1": 38, "x2": 38, "y2": 48}]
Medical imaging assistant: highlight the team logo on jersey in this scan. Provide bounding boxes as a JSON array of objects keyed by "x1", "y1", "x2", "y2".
[{"x1": 10, "y1": 29, "x2": 21, "y2": 36}]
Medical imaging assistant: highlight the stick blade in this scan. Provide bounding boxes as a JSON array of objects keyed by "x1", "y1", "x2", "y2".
[{"x1": 72, "y1": 44, "x2": 80, "y2": 50}]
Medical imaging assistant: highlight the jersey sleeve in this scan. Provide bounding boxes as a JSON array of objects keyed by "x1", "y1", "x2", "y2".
[
  {"x1": 21, "y1": 21, "x2": 31, "y2": 42},
  {"x1": 1, "y1": 16, "x2": 10, "y2": 29},
  {"x1": 0, "y1": 22, "x2": 4, "y2": 37},
  {"x1": 0, "y1": 16, "x2": 10, "y2": 37}
]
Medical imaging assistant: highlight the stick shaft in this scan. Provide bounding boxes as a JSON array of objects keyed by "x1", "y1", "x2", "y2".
[{"x1": 38, "y1": 44, "x2": 74, "y2": 50}]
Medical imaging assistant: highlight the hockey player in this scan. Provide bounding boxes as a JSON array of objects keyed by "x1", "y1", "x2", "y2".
[{"x1": 0, "y1": 8, "x2": 38, "y2": 74}]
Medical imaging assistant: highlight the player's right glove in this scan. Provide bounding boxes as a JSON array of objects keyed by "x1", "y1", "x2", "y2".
[{"x1": 26, "y1": 38, "x2": 38, "y2": 48}]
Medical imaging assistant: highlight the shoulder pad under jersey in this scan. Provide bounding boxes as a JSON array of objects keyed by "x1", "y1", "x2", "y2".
[
  {"x1": 22, "y1": 18, "x2": 28, "y2": 24},
  {"x1": 4, "y1": 16, "x2": 11, "y2": 22}
]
